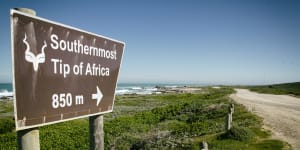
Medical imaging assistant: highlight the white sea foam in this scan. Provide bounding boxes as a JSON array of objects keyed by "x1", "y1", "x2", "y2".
[
  {"x1": 0, "y1": 89, "x2": 13, "y2": 97},
  {"x1": 115, "y1": 85, "x2": 160, "y2": 95},
  {"x1": 131, "y1": 87, "x2": 142, "y2": 90},
  {"x1": 165, "y1": 85, "x2": 178, "y2": 88},
  {"x1": 115, "y1": 89, "x2": 131, "y2": 95}
]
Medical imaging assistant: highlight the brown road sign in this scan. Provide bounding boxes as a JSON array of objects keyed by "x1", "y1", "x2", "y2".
[{"x1": 10, "y1": 10, "x2": 125, "y2": 130}]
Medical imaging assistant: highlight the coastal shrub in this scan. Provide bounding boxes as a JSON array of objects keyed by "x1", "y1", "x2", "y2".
[
  {"x1": 249, "y1": 82, "x2": 300, "y2": 96},
  {"x1": 251, "y1": 139, "x2": 285, "y2": 150},
  {"x1": 0, "y1": 117, "x2": 14, "y2": 134},
  {"x1": 0, "y1": 87, "x2": 269, "y2": 149},
  {"x1": 0, "y1": 101, "x2": 14, "y2": 114},
  {"x1": 219, "y1": 126, "x2": 254, "y2": 142},
  {"x1": 40, "y1": 120, "x2": 89, "y2": 149},
  {"x1": 169, "y1": 121, "x2": 189, "y2": 136},
  {"x1": 0, "y1": 132, "x2": 16, "y2": 149},
  {"x1": 233, "y1": 104, "x2": 262, "y2": 128}
]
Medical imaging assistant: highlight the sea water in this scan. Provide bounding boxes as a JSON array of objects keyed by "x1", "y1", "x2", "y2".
[
  {"x1": 0, "y1": 83, "x2": 13, "y2": 97},
  {"x1": 0, "y1": 83, "x2": 188, "y2": 97},
  {"x1": 116, "y1": 83, "x2": 162, "y2": 95}
]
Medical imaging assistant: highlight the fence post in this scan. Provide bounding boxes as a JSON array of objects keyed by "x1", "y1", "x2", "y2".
[
  {"x1": 201, "y1": 141, "x2": 208, "y2": 150},
  {"x1": 225, "y1": 104, "x2": 234, "y2": 131},
  {"x1": 230, "y1": 104, "x2": 234, "y2": 113},
  {"x1": 89, "y1": 115, "x2": 104, "y2": 150},
  {"x1": 230, "y1": 104, "x2": 234, "y2": 123},
  {"x1": 225, "y1": 113, "x2": 231, "y2": 130}
]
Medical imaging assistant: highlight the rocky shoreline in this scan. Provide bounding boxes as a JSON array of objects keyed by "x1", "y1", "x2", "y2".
[{"x1": 155, "y1": 86, "x2": 202, "y2": 94}]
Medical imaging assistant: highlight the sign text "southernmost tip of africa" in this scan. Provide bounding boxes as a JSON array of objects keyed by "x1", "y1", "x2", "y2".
[{"x1": 11, "y1": 9, "x2": 125, "y2": 130}]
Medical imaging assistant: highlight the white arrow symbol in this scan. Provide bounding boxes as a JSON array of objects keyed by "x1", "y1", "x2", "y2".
[{"x1": 92, "y1": 86, "x2": 103, "y2": 106}]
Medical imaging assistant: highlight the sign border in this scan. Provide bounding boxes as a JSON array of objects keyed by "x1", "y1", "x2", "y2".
[{"x1": 10, "y1": 9, "x2": 125, "y2": 130}]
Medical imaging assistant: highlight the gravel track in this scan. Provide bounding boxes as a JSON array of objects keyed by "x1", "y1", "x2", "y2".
[{"x1": 230, "y1": 89, "x2": 300, "y2": 149}]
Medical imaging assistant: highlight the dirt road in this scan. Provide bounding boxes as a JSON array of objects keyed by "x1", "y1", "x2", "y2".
[{"x1": 230, "y1": 89, "x2": 300, "y2": 149}]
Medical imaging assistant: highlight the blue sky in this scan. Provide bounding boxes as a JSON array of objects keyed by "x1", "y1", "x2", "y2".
[{"x1": 0, "y1": 0, "x2": 299, "y2": 85}]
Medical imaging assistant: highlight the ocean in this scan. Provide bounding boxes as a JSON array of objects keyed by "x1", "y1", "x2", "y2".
[
  {"x1": 0, "y1": 83, "x2": 12, "y2": 91},
  {"x1": 0, "y1": 83, "x2": 192, "y2": 97},
  {"x1": 116, "y1": 83, "x2": 182, "y2": 95},
  {"x1": 0, "y1": 83, "x2": 13, "y2": 97}
]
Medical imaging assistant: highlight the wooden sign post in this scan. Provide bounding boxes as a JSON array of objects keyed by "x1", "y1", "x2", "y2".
[{"x1": 89, "y1": 115, "x2": 104, "y2": 150}]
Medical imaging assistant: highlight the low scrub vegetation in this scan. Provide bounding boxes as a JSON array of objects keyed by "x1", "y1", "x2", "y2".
[
  {"x1": 0, "y1": 87, "x2": 289, "y2": 149},
  {"x1": 248, "y1": 82, "x2": 300, "y2": 96}
]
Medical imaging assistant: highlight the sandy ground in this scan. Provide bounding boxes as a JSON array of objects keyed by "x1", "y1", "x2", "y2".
[{"x1": 230, "y1": 89, "x2": 300, "y2": 150}]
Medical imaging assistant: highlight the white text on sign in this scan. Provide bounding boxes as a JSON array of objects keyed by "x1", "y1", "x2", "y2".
[
  {"x1": 51, "y1": 59, "x2": 109, "y2": 78},
  {"x1": 52, "y1": 93, "x2": 84, "y2": 109},
  {"x1": 50, "y1": 34, "x2": 117, "y2": 60}
]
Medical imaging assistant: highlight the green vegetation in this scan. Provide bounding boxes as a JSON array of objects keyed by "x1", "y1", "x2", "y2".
[
  {"x1": 0, "y1": 100, "x2": 15, "y2": 138},
  {"x1": 0, "y1": 87, "x2": 289, "y2": 149},
  {"x1": 251, "y1": 139, "x2": 285, "y2": 150},
  {"x1": 0, "y1": 118, "x2": 14, "y2": 134},
  {"x1": 248, "y1": 82, "x2": 300, "y2": 97},
  {"x1": 219, "y1": 126, "x2": 254, "y2": 142},
  {"x1": 0, "y1": 100, "x2": 14, "y2": 117}
]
